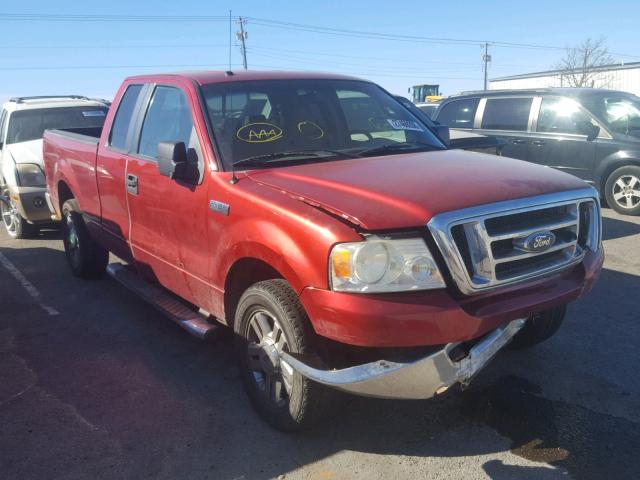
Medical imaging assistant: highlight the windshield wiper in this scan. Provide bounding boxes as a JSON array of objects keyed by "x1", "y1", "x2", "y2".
[
  {"x1": 232, "y1": 149, "x2": 358, "y2": 170},
  {"x1": 357, "y1": 142, "x2": 441, "y2": 157}
]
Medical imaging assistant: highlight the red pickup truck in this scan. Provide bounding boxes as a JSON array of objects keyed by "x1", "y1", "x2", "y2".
[{"x1": 43, "y1": 71, "x2": 603, "y2": 430}]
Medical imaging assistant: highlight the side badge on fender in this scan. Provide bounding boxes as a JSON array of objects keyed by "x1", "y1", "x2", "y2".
[{"x1": 209, "y1": 200, "x2": 230, "y2": 216}]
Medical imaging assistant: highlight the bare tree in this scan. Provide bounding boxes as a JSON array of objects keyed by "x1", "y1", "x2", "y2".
[{"x1": 556, "y1": 37, "x2": 615, "y2": 88}]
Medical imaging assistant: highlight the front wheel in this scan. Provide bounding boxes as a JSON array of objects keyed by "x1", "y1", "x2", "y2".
[
  {"x1": 1, "y1": 194, "x2": 35, "y2": 239},
  {"x1": 234, "y1": 279, "x2": 332, "y2": 431},
  {"x1": 604, "y1": 166, "x2": 640, "y2": 216},
  {"x1": 62, "y1": 199, "x2": 108, "y2": 278},
  {"x1": 509, "y1": 306, "x2": 566, "y2": 350}
]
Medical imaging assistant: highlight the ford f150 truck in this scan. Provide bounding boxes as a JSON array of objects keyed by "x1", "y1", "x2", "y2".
[{"x1": 43, "y1": 71, "x2": 603, "y2": 431}]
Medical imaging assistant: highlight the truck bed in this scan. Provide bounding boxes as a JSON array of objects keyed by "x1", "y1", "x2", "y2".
[
  {"x1": 43, "y1": 127, "x2": 104, "y2": 223},
  {"x1": 45, "y1": 126, "x2": 103, "y2": 144}
]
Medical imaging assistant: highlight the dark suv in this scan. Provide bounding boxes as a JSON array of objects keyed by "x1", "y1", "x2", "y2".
[{"x1": 434, "y1": 88, "x2": 640, "y2": 215}]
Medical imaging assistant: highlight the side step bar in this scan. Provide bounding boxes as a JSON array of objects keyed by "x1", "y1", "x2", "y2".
[{"x1": 106, "y1": 263, "x2": 217, "y2": 339}]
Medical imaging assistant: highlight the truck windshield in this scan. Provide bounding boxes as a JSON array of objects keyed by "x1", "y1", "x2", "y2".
[
  {"x1": 6, "y1": 106, "x2": 108, "y2": 144},
  {"x1": 585, "y1": 94, "x2": 640, "y2": 138},
  {"x1": 201, "y1": 79, "x2": 445, "y2": 170}
]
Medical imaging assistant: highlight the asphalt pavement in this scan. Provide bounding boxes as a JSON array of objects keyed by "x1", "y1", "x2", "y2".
[{"x1": 1, "y1": 207, "x2": 639, "y2": 480}]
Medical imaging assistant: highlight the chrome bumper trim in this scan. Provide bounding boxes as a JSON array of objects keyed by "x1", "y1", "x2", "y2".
[{"x1": 281, "y1": 318, "x2": 526, "y2": 399}]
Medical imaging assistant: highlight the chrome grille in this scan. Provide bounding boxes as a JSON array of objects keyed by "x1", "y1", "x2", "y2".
[{"x1": 428, "y1": 188, "x2": 601, "y2": 295}]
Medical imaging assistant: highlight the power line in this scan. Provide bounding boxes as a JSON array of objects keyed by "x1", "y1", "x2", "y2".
[
  {"x1": 0, "y1": 43, "x2": 228, "y2": 49},
  {"x1": 246, "y1": 16, "x2": 640, "y2": 60},
  {"x1": 0, "y1": 63, "x2": 242, "y2": 71},
  {"x1": 0, "y1": 13, "x2": 234, "y2": 22},
  {"x1": 246, "y1": 49, "x2": 483, "y2": 73}
]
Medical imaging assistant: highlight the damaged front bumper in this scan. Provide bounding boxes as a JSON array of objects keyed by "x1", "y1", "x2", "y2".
[{"x1": 281, "y1": 318, "x2": 526, "y2": 399}]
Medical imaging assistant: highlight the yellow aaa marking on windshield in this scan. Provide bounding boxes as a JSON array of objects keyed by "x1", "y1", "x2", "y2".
[{"x1": 236, "y1": 122, "x2": 284, "y2": 143}]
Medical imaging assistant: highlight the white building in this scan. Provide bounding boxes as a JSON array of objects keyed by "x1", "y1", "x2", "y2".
[{"x1": 490, "y1": 62, "x2": 640, "y2": 96}]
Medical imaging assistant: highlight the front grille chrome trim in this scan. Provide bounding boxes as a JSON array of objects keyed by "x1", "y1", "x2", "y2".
[{"x1": 427, "y1": 187, "x2": 601, "y2": 295}]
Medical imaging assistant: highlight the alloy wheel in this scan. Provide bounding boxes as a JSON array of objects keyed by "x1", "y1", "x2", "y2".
[
  {"x1": 245, "y1": 310, "x2": 294, "y2": 407},
  {"x1": 65, "y1": 213, "x2": 81, "y2": 267},
  {"x1": 612, "y1": 174, "x2": 640, "y2": 210},
  {"x1": 1, "y1": 198, "x2": 19, "y2": 236}
]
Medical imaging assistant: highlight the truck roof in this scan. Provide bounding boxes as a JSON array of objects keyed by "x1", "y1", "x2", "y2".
[
  {"x1": 2, "y1": 96, "x2": 109, "y2": 113},
  {"x1": 450, "y1": 87, "x2": 637, "y2": 99},
  {"x1": 124, "y1": 70, "x2": 368, "y2": 86}
]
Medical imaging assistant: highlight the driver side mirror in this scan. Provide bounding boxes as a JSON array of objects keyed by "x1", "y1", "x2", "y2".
[
  {"x1": 432, "y1": 123, "x2": 450, "y2": 146},
  {"x1": 157, "y1": 141, "x2": 192, "y2": 181},
  {"x1": 579, "y1": 121, "x2": 600, "y2": 141}
]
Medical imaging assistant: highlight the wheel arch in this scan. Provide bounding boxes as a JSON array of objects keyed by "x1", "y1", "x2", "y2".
[
  {"x1": 57, "y1": 180, "x2": 75, "y2": 213},
  {"x1": 223, "y1": 257, "x2": 286, "y2": 328},
  {"x1": 596, "y1": 152, "x2": 640, "y2": 193}
]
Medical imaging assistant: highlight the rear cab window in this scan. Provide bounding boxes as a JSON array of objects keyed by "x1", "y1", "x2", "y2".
[
  {"x1": 481, "y1": 97, "x2": 533, "y2": 131},
  {"x1": 6, "y1": 106, "x2": 108, "y2": 144},
  {"x1": 109, "y1": 84, "x2": 143, "y2": 151},
  {"x1": 436, "y1": 98, "x2": 479, "y2": 128}
]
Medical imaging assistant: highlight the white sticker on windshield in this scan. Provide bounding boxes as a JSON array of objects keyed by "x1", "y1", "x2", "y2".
[
  {"x1": 387, "y1": 119, "x2": 424, "y2": 131},
  {"x1": 82, "y1": 110, "x2": 106, "y2": 117}
]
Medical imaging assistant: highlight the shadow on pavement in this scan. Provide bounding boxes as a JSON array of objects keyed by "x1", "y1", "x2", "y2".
[
  {"x1": 0, "y1": 245, "x2": 639, "y2": 480},
  {"x1": 601, "y1": 213, "x2": 640, "y2": 241},
  {"x1": 482, "y1": 459, "x2": 562, "y2": 479}
]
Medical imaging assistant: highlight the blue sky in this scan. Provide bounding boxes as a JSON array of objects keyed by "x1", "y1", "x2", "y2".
[{"x1": 1, "y1": 0, "x2": 639, "y2": 103}]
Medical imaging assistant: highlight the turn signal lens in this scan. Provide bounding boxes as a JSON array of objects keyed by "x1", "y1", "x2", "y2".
[{"x1": 331, "y1": 249, "x2": 352, "y2": 278}]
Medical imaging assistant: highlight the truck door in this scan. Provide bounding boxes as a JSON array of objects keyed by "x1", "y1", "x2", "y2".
[
  {"x1": 528, "y1": 96, "x2": 597, "y2": 181},
  {"x1": 96, "y1": 83, "x2": 145, "y2": 261},
  {"x1": 125, "y1": 83, "x2": 210, "y2": 306}
]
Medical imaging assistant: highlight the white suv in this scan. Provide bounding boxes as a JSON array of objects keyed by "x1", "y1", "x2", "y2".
[{"x1": 0, "y1": 96, "x2": 109, "y2": 238}]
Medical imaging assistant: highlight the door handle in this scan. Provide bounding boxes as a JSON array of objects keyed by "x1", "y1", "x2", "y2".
[
  {"x1": 126, "y1": 174, "x2": 138, "y2": 195},
  {"x1": 532, "y1": 140, "x2": 546, "y2": 146},
  {"x1": 511, "y1": 139, "x2": 527, "y2": 145}
]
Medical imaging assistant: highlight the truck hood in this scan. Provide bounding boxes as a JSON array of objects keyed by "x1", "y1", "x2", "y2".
[
  {"x1": 6, "y1": 139, "x2": 43, "y2": 166},
  {"x1": 247, "y1": 150, "x2": 589, "y2": 230}
]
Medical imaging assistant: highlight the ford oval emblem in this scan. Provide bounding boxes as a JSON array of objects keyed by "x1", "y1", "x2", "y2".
[{"x1": 515, "y1": 231, "x2": 556, "y2": 253}]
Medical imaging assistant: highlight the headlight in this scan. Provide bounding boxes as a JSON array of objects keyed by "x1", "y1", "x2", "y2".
[
  {"x1": 16, "y1": 164, "x2": 46, "y2": 187},
  {"x1": 330, "y1": 237, "x2": 445, "y2": 293}
]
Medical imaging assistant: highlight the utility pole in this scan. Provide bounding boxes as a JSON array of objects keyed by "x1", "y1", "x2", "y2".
[
  {"x1": 482, "y1": 42, "x2": 491, "y2": 90},
  {"x1": 237, "y1": 17, "x2": 248, "y2": 70}
]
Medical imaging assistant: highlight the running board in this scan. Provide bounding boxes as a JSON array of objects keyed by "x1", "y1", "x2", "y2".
[{"x1": 106, "y1": 263, "x2": 217, "y2": 339}]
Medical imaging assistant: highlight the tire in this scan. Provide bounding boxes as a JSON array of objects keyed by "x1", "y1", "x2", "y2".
[
  {"x1": 1, "y1": 192, "x2": 35, "y2": 239},
  {"x1": 509, "y1": 306, "x2": 566, "y2": 350},
  {"x1": 234, "y1": 279, "x2": 332, "y2": 431},
  {"x1": 604, "y1": 165, "x2": 640, "y2": 216},
  {"x1": 61, "y1": 199, "x2": 108, "y2": 278}
]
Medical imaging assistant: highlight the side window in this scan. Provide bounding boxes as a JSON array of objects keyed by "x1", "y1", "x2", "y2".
[
  {"x1": 338, "y1": 89, "x2": 407, "y2": 142},
  {"x1": 537, "y1": 97, "x2": 594, "y2": 134},
  {"x1": 436, "y1": 98, "x2": 479, "y2": 128},
  {"x1": 138, "y1": 86, "x2": 199, "y2": 159},
  {"x1": 0, "y1": 109, "x2": 7, "y2": 146},
  {"x1": 109, "y1": 84, "x2": 143, "y2": 150},
  {"x1": 481, "y1": 98, "x2": 533, "y2": 131}
]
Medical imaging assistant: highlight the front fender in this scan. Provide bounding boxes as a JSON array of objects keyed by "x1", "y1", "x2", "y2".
[
  {"x1": 1, "y1": 151, "x2": 17, "y2": 188},
  {"x1": 218, "y1": 218, "x2": 322, "y2": 294}
]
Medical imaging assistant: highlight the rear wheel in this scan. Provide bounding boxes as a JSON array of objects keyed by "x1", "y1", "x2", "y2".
[
  {"x1": 234, "y1": 279, "x2": 332, "y2": 431},
  {"x1": 509, "y1": 306, "x2": 566, "y2": 350},
  {"x1": 1, "y1": 193, "x2": 35, "y2": 239},
  {"x1": 62, "y1": 199, "x2": 108, "y2": 278},
  {"x1": 604, "y1": 166, "x2": 640, "y2": 216}
]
